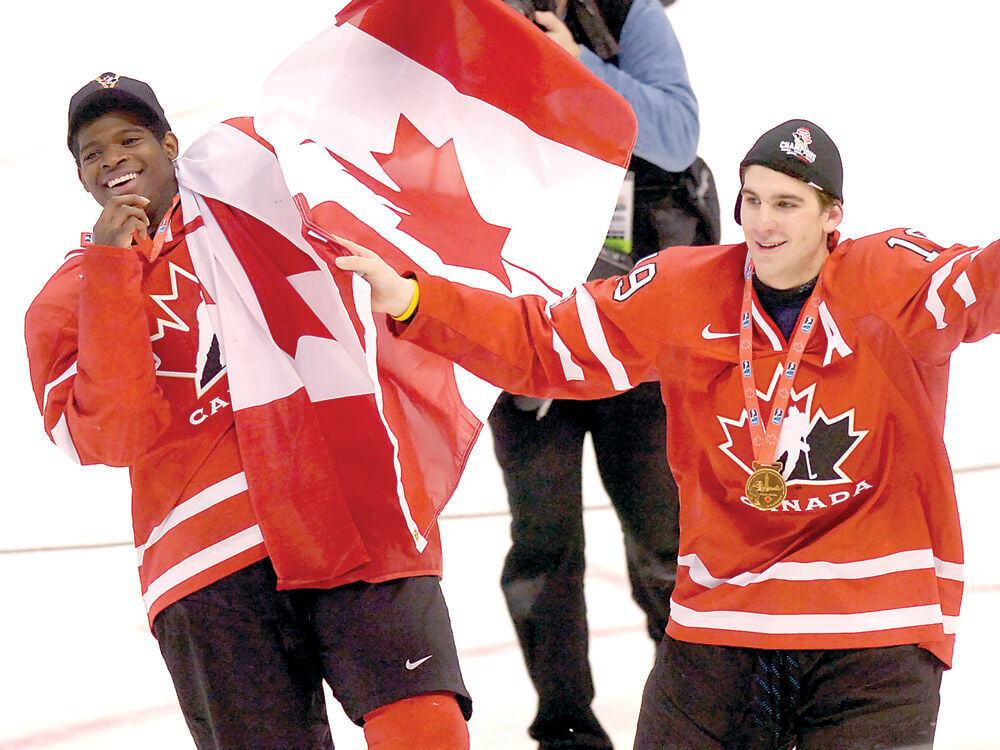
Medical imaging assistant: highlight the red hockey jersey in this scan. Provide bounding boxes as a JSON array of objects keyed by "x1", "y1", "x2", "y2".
[
  {"x1": 25, "y1": 208, "x2": 444, "y2": 627},
  {"x1": 400, "y1": 228, "x2": 1000, "y2": 666}
]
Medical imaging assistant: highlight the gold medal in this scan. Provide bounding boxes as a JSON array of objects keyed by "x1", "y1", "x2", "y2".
[
  {"x1": 738, "y1": 264, "x2": 822, "y2": 513},
  {"x1": 745, "y1": 461, "x2": 786, "y2": 510}
]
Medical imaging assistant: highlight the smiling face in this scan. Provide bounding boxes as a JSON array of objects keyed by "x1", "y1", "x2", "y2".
[
  {"x1": 739, "y1": 165, "x2": 843, "y2": 290},
  {"x1": 75, "y1": 112, "x2": 179, "y2": 229}
]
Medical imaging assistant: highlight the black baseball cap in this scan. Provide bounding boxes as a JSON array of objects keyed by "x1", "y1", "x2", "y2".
[
  {"x1": 67, "y1": 72, "x2": 171, "y2": 154},
  {"x1": 734, "y1": 119, "x2": 843, "y2": 225}
]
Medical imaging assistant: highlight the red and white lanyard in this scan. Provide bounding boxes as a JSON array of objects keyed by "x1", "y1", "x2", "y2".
[
  {"x1": 142, "y1": 194, "x2": 181, "y2": 262},
  {"x1": 739, "y1": 263, "x2": 822, "y2": 508},
  {"x1": 80, "y1": 194, "x2": 180, "y2": 262}
]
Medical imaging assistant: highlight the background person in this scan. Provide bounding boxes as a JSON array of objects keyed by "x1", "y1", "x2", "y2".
[{"x1": 491, "y1": 1, "x2": 717, "y2": 746}]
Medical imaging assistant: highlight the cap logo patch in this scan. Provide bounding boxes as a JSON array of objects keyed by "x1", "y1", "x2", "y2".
[
  {"x1": 96, "y1": 72, "x2": 120, "y2": 89},
  {"x1": 779, "y1": 127, "x2": 817, "y2": 164}
]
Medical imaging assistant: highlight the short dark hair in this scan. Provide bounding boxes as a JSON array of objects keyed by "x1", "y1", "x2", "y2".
[
  {"x1": 815, "y1": 188, "x2": 840, "y2": 213},
  {"x1": 69, "y1": 97, "x2": 171, "y2": 162},
  {"x1": 738, "y1": 165, "x2": 841, "y2": 213}
]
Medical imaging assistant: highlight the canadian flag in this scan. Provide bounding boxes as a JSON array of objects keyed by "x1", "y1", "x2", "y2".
[{"x1": 174, "y1": 0, "x2": 636, "y2": 584}]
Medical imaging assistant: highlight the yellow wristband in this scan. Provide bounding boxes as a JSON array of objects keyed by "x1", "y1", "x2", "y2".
[{"x1": 391, "y1": 279, "x2": 420, "y2": 322}]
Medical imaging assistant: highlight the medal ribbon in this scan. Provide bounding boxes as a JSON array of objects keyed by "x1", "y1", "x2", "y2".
[
  {"x1": 79, "y1": 193, "x2": 181, "y2": 260},
  {"x1": 142, "y1": 194, "x2": 181, "y2": 262},
  {"x1": 80, "y1": 195, "x2": 181, "y2": 263},
  {"x1": 739, "y1": 262, "x2": 822, "y2": 467}
]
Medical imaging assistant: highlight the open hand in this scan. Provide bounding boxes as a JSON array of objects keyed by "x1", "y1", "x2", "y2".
[
  {"x1": 534, "y1": 10, "x2": 581, "y2": 57},
  {"x1": 332, "y1": 235, "x2": 418, "y2": 318}
]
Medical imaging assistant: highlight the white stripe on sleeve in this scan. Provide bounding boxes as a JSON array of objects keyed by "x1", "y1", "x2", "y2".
[
  {"x1": 42, "y1": 362, "x2": 77, "y2": 415},
  {"x1": 573, "y1": 285, "x2": 632, "y2": 391},
  {"x1": 50, "y1": 413, "x2": 81, "y2": 465}
]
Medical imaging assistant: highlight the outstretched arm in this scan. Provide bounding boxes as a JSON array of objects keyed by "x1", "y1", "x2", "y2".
[{"x1": 332, "y1": 236, "x2": 419, "y2": 319}]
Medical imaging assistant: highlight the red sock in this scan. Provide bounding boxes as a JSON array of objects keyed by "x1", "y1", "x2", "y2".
[{"x1": 363, "y1": 691, "x2": 469, "y2": 750}]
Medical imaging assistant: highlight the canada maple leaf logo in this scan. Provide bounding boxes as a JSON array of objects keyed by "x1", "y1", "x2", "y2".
[
  {"x1": 306, "y1": 114, "x2": 536, "y2": 291},
  {"x1": 148, "y1": 261, "x2": 226, "y2": 398},
  {"x1": 717, "y1": 365, "x2": 867, "y2": 485}
]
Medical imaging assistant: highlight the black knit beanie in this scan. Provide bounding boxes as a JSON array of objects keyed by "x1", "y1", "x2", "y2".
[{"x1": 734, "y1": 119, "x2": 843, "y2": 225}]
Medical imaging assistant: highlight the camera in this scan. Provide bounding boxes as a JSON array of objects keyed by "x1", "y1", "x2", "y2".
[
  {"x1": 502, "y1": 0, "x2": 557, "y2": 20},
  {"x1": 501, "y1": 0, "x2": 620, "y2": 60}
]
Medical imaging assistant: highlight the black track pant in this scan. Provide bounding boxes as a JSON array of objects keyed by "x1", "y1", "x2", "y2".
[
  {"x1": 635, "y1": 636, "x2": 944, "y2": 749},
  {"x1": 488, "y1": 381, "x2": 679, "y2": 741}
]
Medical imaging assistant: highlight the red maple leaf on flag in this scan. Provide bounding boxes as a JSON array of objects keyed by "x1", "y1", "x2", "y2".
[{"x1": 320, "y1": 115, "x2": 515, "y2": 289}]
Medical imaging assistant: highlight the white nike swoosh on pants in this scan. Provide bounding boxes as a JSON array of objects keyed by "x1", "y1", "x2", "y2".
[{"x1": 405, "y1": 654, "x2": 434, "y2": 670}]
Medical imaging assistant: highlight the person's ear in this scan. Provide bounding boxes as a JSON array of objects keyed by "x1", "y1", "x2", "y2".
[
  {"x1": 162, "y1": 131, "x2": 179, "y2": 160},
  {"x1": 77, "y1": 165, "x2": 91, "y2": 195},
  {"x1": 823, "y1": 202, "x2": 843, "y2": 234}
]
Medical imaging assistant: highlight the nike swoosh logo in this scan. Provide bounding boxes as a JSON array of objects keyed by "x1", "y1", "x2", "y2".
[
  {"x1": 701, "y1": 325, "x2": 738, "y2": 340},
  {"x1": 405, "y1": 655, "x2": 434, "y2": 670}
]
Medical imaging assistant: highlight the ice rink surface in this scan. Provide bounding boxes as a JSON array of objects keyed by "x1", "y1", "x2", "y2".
[{"x1": 2, "y1": 1, "x2": 998, "y2": 747}]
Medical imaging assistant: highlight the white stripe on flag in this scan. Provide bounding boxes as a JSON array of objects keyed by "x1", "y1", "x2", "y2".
[
  {"x1": 349, "y1": 275, "x2": 427, "y2": 551},
  {"x1": 182, "y1": 197, "x2": 301, "y2": 411},
  {"x1": 178, "y1": 128, "x2": 377, "y2": 410},
  {"x1": 256, "y1": 20, "x2": 623, "y2": 300}
]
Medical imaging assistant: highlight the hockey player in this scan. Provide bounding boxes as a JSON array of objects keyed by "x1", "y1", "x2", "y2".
[
  {"x1": 25, "y1": 74, "x2": 471, "y2": 750},
  {"x1": 334, "y1": 118, "x2": 993, "y2": 748}
]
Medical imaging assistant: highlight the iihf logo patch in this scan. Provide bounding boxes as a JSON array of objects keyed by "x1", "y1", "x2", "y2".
[
  {"x1": 742, "y1": 312, "x2": 751, "y2": 328},
  {"x1": 742, "y1": 360, "x2": 752, "y2": 377},
  {"x1": 785, "y1": 362, "x2": 797, "y2": 379},
  {"x1": 801, "y1": 315, "x2": 815, "y2": 333},
  {"x1": 96, "y1": 72, "x2": 121, "y2": 89},
  {"x1": 779, "y1": 127, "x2": 817, "y2": 164},
  {"x1": 771, "y1": 407, "x2": 784, "y2": 425},
  {"x1": 749, "y1": 409, "x2": 760, "y2": 426}
]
